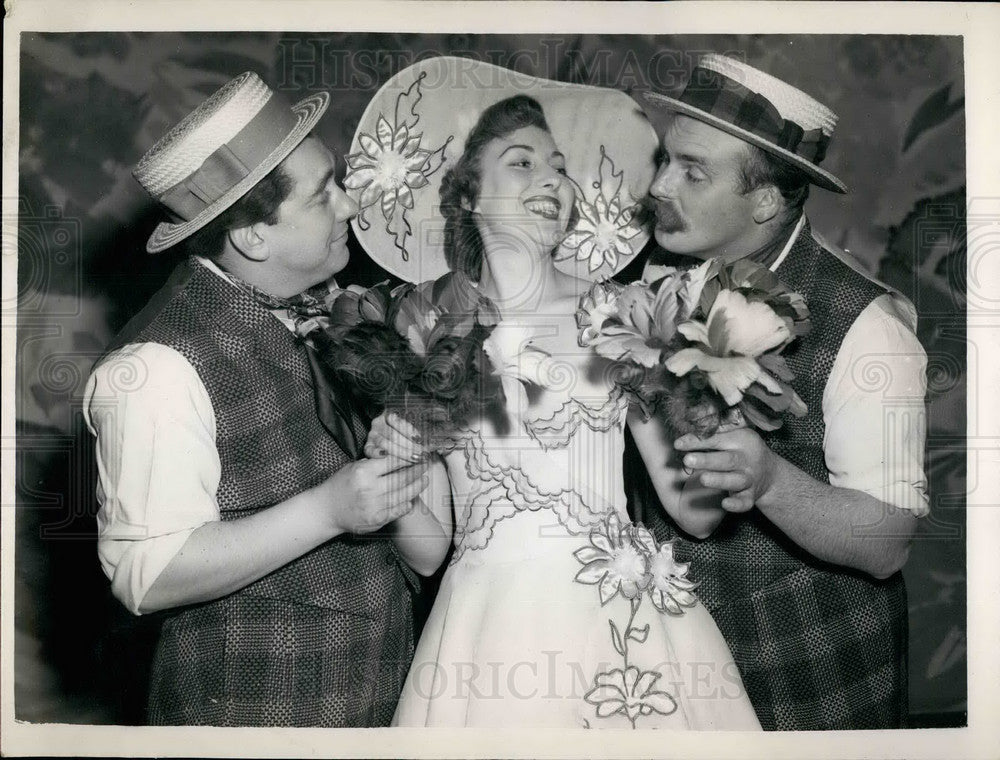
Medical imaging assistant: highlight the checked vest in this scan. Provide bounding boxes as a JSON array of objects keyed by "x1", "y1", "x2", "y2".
[
  {"x1": 100, "y1": 257, "x2": 416, "y2": 727},
  {"x1": 628, "y1": 223, "x2": 909, "y2": 730}
]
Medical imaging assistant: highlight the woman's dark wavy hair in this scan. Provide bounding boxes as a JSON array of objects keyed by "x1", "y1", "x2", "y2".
[{"x1": 440, "y1": 94, "x2": 573, "y2": 281}]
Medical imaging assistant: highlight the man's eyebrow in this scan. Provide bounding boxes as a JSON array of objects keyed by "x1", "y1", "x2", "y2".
[
  {"x1": 668, "y1": 150, "x2": 709, "y2": 166},
  {"x1": 310, "y1": 167, "x2": 336, "y2": 198}
]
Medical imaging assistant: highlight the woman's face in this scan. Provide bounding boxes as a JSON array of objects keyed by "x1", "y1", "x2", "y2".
[{"x1": 471, "y1": 125, "x2": 576, "y2": 253}]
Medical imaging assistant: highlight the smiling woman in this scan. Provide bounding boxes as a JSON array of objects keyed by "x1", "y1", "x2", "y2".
[
  {"x1": 351, "y1": 61, "x2": 762, "y2": 730},
  {"x1": 440, "y1": 96, "x2": 575, "y2": 280}
]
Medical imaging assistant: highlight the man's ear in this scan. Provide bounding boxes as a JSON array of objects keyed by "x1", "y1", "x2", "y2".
[
  {"x1": 227, "y1": 224, "x2": 270, "y2": 262},
  {"x1": 461, "y1": 194, "x2": 476, "y2": 214},
  {"x1": 752, "y1": 185, "x2": 782, "y2": 225}
]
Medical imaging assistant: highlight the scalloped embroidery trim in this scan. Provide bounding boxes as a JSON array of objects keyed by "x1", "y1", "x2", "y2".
[
  {"x1": 450, "y1": 431, "x2": 611, "y2": 563},
  {"x1": 524, "y1": 386, "x2": 628, "y2": 451}
]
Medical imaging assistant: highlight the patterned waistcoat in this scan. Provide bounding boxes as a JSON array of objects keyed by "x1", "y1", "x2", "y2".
[
  {"x1": 100, "y1": 258, "x2": 415, "y2": 727},
  {"x1": 628, "y1": 223, "x2": 909, "y2": 730}
]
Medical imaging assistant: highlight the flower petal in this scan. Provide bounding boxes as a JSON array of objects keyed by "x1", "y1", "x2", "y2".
[
  {"x1": 380, "y1": 188, "x2": 398, "y2": 221},
  {"x1": 375, "y1": 115, "x2": 394, "y2": 147},
  {"x1": 405, "y1": 170, "x2": 429, "y2": 190},
  {"x1": 704, "y1": 355, "x2": 767, "y2": 406},
  {"x1": 598, "y1": 573, "x2": 620, "y2": 605},
  {"x1": 664, "y1": 346, "x2": 708, "y2": 377},
  {"x1": 562, "y1": 230, "x2": 595, "y2": 250},
  {"x1": 358, "y1": 132, "x2": 383, "y2": 160},
  {"x1": 397, "y1": 183, "x2": 414, "y2": 210},
  {"x1": 576, "y1": 199, "x2": 598, "y2": 227},
  {"x1": 574, "y1": 546, "x2": 609, "y2": 564},
  {"x1": 670, "y1": 589, "x2": 698, "y2": 607},
  {"x1": 359, "y1": 182, "x2": 383, "y2": 210},
  {"x1": 595, "y1": 699, "x2": 626, "y2": 717},
  {"x1": 594, "y1": 193, "x2": 609, "y2": 219},
  {"x1": 709, "y1": 289, "x2": 790, "y2": 356},
  {"x1": 575, "y1": 562, "x2": 609, "y2": 585},
  {"x1": 594, "y1": 669, "x2": 627, "y2": 690},
  {"x1": 640, "y1": 690, "x2": 678, "y2": 715},
  {"x1": 584, "y1": 685, "x2": 626, "y2": 705},
  {"x1": 676, "y1": 320, "x2": 710, "y2": 346},
  {"x1": 392, "y1": 122, "x2": 409, "y2": 150},
  {"x1": 345, "y1": 151, "x2": 375, "y2": 171},
  {"x1": 633, "y1": 670, "x2": 659, "y2": 698},
  {"x1": 343, "y1": 166, "x2": 376, "y2": 190},
  {"x1": 591, "y1": 531, "x2": 614, "y2": 554}
]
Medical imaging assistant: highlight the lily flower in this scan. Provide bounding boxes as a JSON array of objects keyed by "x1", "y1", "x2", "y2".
[
  {"x1": 482, "y1": 323, "x2": 554, "y2": 415},
  {"x1": 665, "y1": 289, "x2": 790, "y2": 407},
  {"x1": 576, "y1": 282, "x2": 621, "y2": 346}
]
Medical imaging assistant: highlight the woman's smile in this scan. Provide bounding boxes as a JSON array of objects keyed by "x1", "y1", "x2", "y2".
[{"x1": 523, "y1": 195, "x2": 562, "y2": 220}]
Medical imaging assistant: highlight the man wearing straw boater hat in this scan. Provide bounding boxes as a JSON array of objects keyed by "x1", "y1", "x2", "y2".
[
  {"x1": 631, "y1": 54, "x2": 929, "y2": 730},
  {"x1": 83, "y1": 72, "x2": 430, "y2": 726}
]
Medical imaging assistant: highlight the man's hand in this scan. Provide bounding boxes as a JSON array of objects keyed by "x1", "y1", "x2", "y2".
[
  {"x1": 141, "y1": 456, "x2": 429, "y2": 614},
  {"x1": 364, "y1": 411, "x2": 428, "y2": 463},
  {"x1": 314, "y1": 456, "x2": 429, "y2": 535},
  {"x1": 674, "y1": 428, "x2": 778, "y2": 513}
]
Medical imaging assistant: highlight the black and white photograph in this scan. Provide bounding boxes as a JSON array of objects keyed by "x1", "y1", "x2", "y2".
[{"x1": 2, "y1": 2, "x2": 998, "y2": 757}]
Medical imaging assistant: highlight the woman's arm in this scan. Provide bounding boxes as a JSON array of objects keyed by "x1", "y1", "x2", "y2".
[
  {"x1": 389, "y1": 456, "x2": 454, "y2": 576},
  {"x1": 626, "y1": 408, "x2": 726, "y2": 539}
]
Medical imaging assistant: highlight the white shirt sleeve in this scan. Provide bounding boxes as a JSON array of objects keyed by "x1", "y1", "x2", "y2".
[
  {"x1": 84, "y1": 342, "x2": 221, "y2": 614},
  {"x1": 822, "y1": 292, "x2": 930, "y2": 516}
]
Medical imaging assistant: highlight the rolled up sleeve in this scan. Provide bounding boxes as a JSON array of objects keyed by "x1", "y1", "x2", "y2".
[
  {"x1": 84, "y1": 342, "x2": 221, "y2": 614},
  {"x1": 822, "y1": 293, "x2": 930, "y2": 516}
]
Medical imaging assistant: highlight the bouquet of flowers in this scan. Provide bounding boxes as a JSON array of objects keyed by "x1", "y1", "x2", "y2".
[
  {"x1": 304, "y1": 272, "x2": 545, "y2": 446},
  {"x1": 576, "y1": 258, "x2": 810, "y2": 437}
]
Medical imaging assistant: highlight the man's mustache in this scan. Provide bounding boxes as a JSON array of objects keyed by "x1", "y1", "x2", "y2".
[{"x1": 651, "y1": 200, "x2": 687, "y2": 233}]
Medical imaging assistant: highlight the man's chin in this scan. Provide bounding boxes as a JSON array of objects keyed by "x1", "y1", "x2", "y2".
[
  {"x1": 654, "y1": 228, "x2": 688, "y2": 251},
  {"x1": 322, "y1": 247, "x2": 350, "y2": 279}
]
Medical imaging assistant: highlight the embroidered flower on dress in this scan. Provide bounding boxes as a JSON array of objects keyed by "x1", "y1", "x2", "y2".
[
  {"x1": 343, "y1": 72, "x2": 451, "y2": 260},
  {"x1": 573, "y1": 512, "x2": 651, "y2": 605},
  {"x1": 583, "y1": 666, "x2": 678, "y2": 723},
  {"x1": 646, "y1": 541, "x2": 699, "y2": 615},
  {"x1": 559, "y1": 146, "x2": 645, "y2": 273}
]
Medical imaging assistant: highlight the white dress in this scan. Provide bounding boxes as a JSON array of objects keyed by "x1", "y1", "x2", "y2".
[{"x1": 393, "y1": 338, "x2": 761, "y2": 730}]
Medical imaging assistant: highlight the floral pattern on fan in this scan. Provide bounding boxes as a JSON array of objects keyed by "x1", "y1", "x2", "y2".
[
  {"x1": 558, "y1": 146, "x2": 646, "y2": 273},
  {"x1": 344, "y1": 71, "x2": 452, "y2": 261},
  {"x1": 574, "y1": 512, "x2": 698, "y2": 727}
]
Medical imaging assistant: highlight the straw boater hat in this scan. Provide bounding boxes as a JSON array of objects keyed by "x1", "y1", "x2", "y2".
[
  {"x1": 344, "y1": 56, "x2": 659, "y2": 283},
  {"x1": 643, "y1": 54, "x2": 847, "y2": 194},
  {"x1": 134, "y1": 71, "x2": 330, "y2": 253}
]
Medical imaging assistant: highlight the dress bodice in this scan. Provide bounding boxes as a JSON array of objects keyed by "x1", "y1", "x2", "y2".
[{"x1": 444, "y1": 354, "x2": 629, "y2": 564}]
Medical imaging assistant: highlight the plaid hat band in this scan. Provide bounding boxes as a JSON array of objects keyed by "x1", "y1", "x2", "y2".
[
  {"x1": 680, "y1": 66, "x2": 830, "y2": 165},
  {"x1": 641, "y1": 54, "x2": 847, "y2": 193}
]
